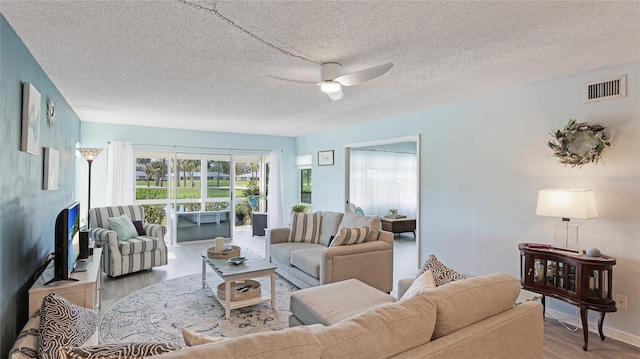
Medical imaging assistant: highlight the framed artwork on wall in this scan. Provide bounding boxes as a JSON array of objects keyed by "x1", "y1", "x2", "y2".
[
  {"x1": 318, "y1": 150, "x2": 334, "y2": 166},
  {"x1": 43, "y1": 147, "x2": 59, "y2": 190},
  {"x1": 21, "y1": 82, "x2": 41, "y2": 154}
]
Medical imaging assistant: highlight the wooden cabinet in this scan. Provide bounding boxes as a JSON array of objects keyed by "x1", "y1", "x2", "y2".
[
  {"x1": 519, "y1": 243, "x2": 616, "y2": 351},
  {"x1": 29, "y1": 248, "x2": 102, "y2": 316},
  {"x1": 380, "y1": 217, "x2": 416, "y2": 237}
]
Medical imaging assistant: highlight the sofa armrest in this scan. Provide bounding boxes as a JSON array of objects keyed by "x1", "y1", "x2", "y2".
[
  {"x1": 266, "y1": 228, "x2": 290, "y2": 244},
  {"x1": 88, "y1": 228, "x2": 121, "y2": 256},
  {"x1": 320, "y1": 241, "x2": 394, "y2": 292},
  {"x1": 377, "y1": 230, "x2": 394, "y2": 244},
  {"x1": 143, "y1": 223, "x2": 167, "y2": 240},
  {"x1": 266, "y1": 228, "x2": 290, "y2": 261}
]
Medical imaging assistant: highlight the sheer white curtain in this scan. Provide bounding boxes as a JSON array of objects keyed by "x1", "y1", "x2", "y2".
[
  {"x1": 106, "y1": 141, "x2": 134, "y2": 205},
  {"x1": 349, "y1": 149, "x2": 417, "y2": 217},
  {"x1": 267, "y1": 149, "x2": 285, "y2": 228}
]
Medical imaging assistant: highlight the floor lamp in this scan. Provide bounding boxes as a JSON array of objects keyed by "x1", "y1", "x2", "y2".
[{"x1": 78, "y1": 147, "x2": 102, "y2": 227}]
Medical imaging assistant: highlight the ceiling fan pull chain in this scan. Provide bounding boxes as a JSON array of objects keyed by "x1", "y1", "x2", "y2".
[{"x1": 177, "y1": 0, "x2": 319, "y2": 64}]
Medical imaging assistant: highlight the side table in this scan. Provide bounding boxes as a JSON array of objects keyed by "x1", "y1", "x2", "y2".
[{"x1": 29, "y1": 248, "x2": 103, "y2": 316}]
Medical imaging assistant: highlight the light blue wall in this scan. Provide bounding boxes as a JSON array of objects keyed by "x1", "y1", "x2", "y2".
[
  {"x1": 298, "y1": 63, "x2": 640, "y2": 339},
  {"x1": 0, "y1": 15, "x2": 82, "y2": 356},
  {"x1": 79, "y1": 123, "x2": 298, "y2": 211}
]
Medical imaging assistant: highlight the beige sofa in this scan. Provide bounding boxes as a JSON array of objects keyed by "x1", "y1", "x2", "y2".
[
  {"x1": 266, "y1": 211, "x2": 394, "y2": 293},
  {"x1": 151, "y1": 273, "x2": 544, "y2": 358}
]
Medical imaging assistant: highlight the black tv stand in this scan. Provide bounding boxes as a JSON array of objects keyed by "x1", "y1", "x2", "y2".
[{"x1": 44, "y1": 277, "x2": 79, "y2": 286}]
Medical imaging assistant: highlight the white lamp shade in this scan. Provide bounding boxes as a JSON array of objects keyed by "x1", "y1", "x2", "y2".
[{"x1": 536, "y1": 189, "x2": 598, "y2": 219}]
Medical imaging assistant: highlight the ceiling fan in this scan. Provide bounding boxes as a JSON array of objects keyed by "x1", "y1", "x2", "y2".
[{"x1": 264, "y1": 62, "x2": 394, "y2": 101}]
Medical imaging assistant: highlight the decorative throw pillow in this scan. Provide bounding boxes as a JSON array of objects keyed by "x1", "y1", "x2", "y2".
[
  {"x1": 330, "y1": 226, "x2": 370, "y2": 247},
  {"x1": 38, "y1": 293, "x2": 98, "y2": 359},
  {"x1": 9, "y1": 312, "x2": 40, "y2": 359},
  {"x1": 417, "y1": 254, "x2": 475, "y2": 286},
  {"x1": 132, "y1": 220, "x2": 145, "y2": 236},
  {"x1": 58, "y1": 342, "x2": 185, "y2": 359},
  {"x1": 288, "y1": 212, "x2": 321, "y2": 243},
  {"x1": 400, "y1": 270, "x2": 436, "y2": 301},
  {"x1": 181, "y1": 328, "x2": 230, "y2": 347},
  {"x1": 107, "y1": 214, "x2": 139, "y2": 241}
]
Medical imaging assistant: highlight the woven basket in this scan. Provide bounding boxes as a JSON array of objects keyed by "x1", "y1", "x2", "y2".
[
  {"x1": 217, "y1": 280, "x2": 261, "y2": 301},
  {"x1": 207, "y1": 245, "x2": 241, "y2": 259}
]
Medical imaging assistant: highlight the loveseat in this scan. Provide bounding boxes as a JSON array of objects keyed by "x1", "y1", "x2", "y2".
[
  {"x1": 150, "y1": 273, "x2": 544, "y2": 358},
  {"x1": 88, "y1": 205, "x2": 168, "y2": 277},
  {"x1": 266, "y1": 211, "x2": 394, "y2": 292}
]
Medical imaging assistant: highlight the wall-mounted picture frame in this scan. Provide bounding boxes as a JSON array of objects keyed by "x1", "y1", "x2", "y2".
[
  {"x1": 43, "y1": 147, "x2": 59, "y2": 190},
  {"x1": 318, "y1": 150, "x2": 334, "y2": 166},
  {"x1": 21, "y1": 82, "x2": 41, "y2": 154}
]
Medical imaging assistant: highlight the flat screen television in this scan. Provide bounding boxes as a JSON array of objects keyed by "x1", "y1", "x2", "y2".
[{"x1": 48, "y1": 201, "x2": 81, "y2": 284}]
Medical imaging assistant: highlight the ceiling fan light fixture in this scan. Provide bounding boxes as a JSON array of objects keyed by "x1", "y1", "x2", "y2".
[{"x1": 320, "y1": 81, "x2": 341, "y2": 93}]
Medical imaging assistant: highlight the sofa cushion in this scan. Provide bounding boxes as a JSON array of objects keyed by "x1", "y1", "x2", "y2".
[
  {"x1": 318, "y1": 211, "x2": 343, "y2": 246},
  {"x1": 417, "y1": 254, "x2": 475, "y2": 286},
  {"x1": 118, "y1": 235, "x2": 165, "y2": 255},
  {"x1": 312, "y1": 291, "x2": 437, "y2": 359},
  {"x1": 39, "y1": 293, "x2": 98, "y2": 359},
  {"x1": 337, "y1": 212, "x2": 380, "y2": 242},
  {"x1": 400, "y1": 269, "x2": 436, "y2": 300},
  {"x1": 330, "y1": 226, "x2": 370, "y2": 247},
  {"x1": 290, "y1": 247, "x2": 323, "y2": 278},
  {"x1": 148, "y1": 326, "x2": 321, "y2": 359},
  {"x1": 423, "y1": 273, "x2": 521, "y2": 339},
  {"x1": 108, "y1": 214, "x2": 139, "y2": 241},
  {"x1": 290, "y1": 279, "x2": 396, "y2": 326},
  {"x1": 270, "y1": 242, "x2": 325, "y2": 266},
  {"x1": 288, "y1": 212, "x2": 321, "y2": 243},
  {"x1": 58, "y1": 342, "x2": 184, "y2": 359}
]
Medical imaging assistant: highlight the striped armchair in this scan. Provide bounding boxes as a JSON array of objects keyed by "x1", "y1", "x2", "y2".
[{"x1": 88, "y1": 205, "x2": 168, "y2": 277}]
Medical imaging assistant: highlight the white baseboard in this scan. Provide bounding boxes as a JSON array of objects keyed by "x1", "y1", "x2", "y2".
[{"x1": 546, "y1": 308, "x2": 640, "y2": 348}]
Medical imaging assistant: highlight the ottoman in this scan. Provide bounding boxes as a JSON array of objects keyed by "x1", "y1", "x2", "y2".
[{"x1": 289, "y1": 279, "x2": 396, "y2": 327}]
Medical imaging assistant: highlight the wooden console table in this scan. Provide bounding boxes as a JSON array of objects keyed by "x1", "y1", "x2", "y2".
[
  {"x1": 518, "y1": 243, "x2": 616, "y2": 351},
  {"x1": 29, "y1": 248, "x2": 103, "y2": 316},
  {"x1": 380, "y1": 217, "x2": 416, "y2": 237}
]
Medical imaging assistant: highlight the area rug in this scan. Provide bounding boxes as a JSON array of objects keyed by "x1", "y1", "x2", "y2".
[{"x1": 99, "y1": 273, "x2": 298, "y2": 344}]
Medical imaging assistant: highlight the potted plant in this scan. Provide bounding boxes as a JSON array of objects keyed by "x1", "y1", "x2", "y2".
[
  {"x1": 235, "y1": 202, "x2": 249, "y2": 225},
  {"x1": 291, "y1": 204, "x2": 310, "y2": 213},
  {"x1": 243, "y1": 179, "x2": 262, "y2": 210}
]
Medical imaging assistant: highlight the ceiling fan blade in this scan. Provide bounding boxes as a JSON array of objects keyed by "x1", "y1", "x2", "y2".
[
  {"x1": 262, "y1": 73, "x2": 318, "y2": 85},
  {"x1": 327, "y1": 88, "x2": 344, "y2": 101},
  {"x1": 334, "y1": 63, "x2": 393, "y2": 86}
]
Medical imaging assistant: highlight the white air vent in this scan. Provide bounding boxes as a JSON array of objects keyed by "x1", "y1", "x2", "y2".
[{"x1": 584, "y1": 75, "x2": 626, "y2": 103}]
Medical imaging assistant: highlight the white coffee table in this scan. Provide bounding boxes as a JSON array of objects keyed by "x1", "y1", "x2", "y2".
[{"x1": 201, "y1": 250, "x2": 277, "y2": 319}]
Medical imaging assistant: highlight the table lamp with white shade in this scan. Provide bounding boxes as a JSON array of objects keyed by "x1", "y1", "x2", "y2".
[{"x1": 535, "y1": 189, "x2": 598, "y2": 252}]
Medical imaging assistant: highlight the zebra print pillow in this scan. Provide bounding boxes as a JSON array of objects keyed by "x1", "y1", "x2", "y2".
[
  {"x1": 58, "y1": 342, "x2": 185, "y2": 359},
  {"x1": 38, "y1": 293, "x2": 98, "y2": 359},
  {"x1": 417, "y1": 254, "x2": 475, "y2": 286}
]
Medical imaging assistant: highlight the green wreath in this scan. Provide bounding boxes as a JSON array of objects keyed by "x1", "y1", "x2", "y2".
[{"x1": 547, "y1": 119, "x2": 610, "y2": 167}]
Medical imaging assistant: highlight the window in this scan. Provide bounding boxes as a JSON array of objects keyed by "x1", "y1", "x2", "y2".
[
  {"x1": 301, "y1": 168, "x2": 312, "y2": 204},
  {"x1": 296, "y1": 154, "x2": 312, "y2": 205}
]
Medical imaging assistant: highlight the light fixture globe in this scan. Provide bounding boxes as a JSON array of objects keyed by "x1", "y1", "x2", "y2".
[
  {"x1": 320, "y1": 81, "x2": 341, "y2": 93},
  {"x1": 77, "y1": 147, "x2": 103, "y2": 163}
]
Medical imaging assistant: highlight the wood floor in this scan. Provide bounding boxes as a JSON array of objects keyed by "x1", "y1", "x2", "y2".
[{"x1": 99, "y1": 228, "x2": 639, "y2": 358}]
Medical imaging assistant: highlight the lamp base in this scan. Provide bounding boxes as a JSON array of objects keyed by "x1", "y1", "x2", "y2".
[{"x1": 553, "y1": 220, "x2": 581, "y2": 253}]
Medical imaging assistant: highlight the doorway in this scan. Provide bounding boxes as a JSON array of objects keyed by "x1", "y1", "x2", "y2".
[{"x1": 344, "y1": 135, "x2": 421, "y2": 275}]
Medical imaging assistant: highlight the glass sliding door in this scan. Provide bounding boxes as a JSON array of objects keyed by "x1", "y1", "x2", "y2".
[{"x1": 133, "y1": 149, "x2": 269, "y2": 243}]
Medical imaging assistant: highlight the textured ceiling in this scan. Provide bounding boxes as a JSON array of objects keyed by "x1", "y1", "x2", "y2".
[{"x1": 2, "y1": 1, "x2": 639, "y2": 137}]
